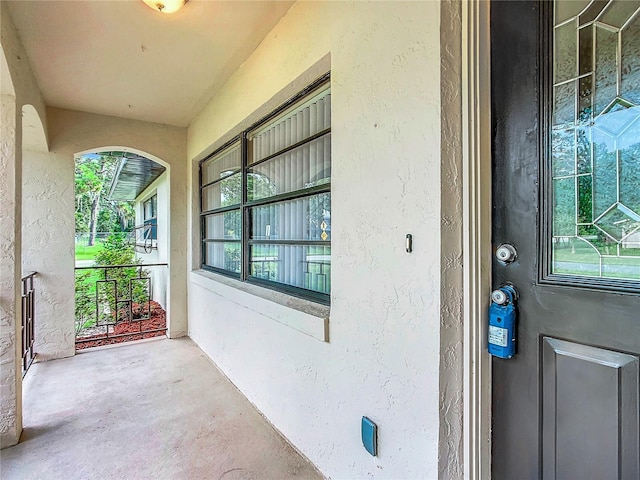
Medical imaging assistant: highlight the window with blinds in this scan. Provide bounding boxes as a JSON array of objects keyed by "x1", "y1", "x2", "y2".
[{"x1": 199, "y1": 75, "x2": 331, "y2": 304}]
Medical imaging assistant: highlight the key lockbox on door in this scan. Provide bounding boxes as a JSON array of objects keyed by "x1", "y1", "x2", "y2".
[{"x1": 488, "y1": 285, "x2": 517, "y2": 359}]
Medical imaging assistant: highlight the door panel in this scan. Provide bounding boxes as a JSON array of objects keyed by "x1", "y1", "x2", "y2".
[
  {"x1": 541, "y1": 338, "x2": 639, "y2": 478},
  {"x1": 491, "y1": 1, "x2": 640, "y2": 478}
]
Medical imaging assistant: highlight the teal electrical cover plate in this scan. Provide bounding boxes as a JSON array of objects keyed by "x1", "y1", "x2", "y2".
[{"x1": 361, "y1": 416, "x2": 377, "y2": 456}]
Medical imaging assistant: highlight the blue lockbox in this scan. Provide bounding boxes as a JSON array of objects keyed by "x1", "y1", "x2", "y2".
[{"x1": 488, "y1": 285, "x2": 517, "y2": 359}]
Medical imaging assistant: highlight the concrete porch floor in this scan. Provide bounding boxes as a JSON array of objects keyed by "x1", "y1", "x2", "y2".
[{"x1": 0, "y1": 338, "x2": 323, "y2": 480}]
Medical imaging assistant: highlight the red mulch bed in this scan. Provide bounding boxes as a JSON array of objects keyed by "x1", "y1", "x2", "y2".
[{"x1": 76, "y1": 301, "x2": 166, "y2": 350}]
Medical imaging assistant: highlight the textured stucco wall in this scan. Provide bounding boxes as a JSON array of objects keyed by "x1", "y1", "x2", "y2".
[
  {"x1": 0, "y1": 3, "x2": 47, "y2": 448},
  {"x1": 0, "y1": 94, "x2": 22, "y2": 448},
  {"x1": 187, "y1": 2, "x2": 458, "y2": 478},
  {"x1": 135, "y1": 173, "x2": 169, "y2": 310},
  {"x1": 46, "y1": 108, "x2": 187, "y2": 339},
  {"x1": 439, "y1": 1, "x2": 464, "y2": 477},
  {"x1": 21, "y1": 149, "x2": 75, "y2": 361}
]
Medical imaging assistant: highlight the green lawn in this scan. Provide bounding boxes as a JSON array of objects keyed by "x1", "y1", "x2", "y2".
[
  {"x1": 553, "y1": 242, "x2": 640, "y2": 279},
  {"x1": 75, "y1": 242, "x2": 105, "y2": 261},
  {"x1": 553, "y1": 242, "x2": 640, "y2": 265},
  {"x1": 75, "y1": 270, "x2": 100, "y2": 294}
]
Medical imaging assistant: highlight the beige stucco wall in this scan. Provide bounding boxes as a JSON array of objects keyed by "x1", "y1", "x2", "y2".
[
  {"x1": 21, "y1": 149, "x2": 75, "y2": 361},
  {"x1": 135, "y1": 172, "x2": 169, "y2": 310},
  {"x1": 187, "y1": 2, "x2": 462, "y2": 478},
  {"x1": 0, "y1": 94, "x2": 22, "y2": 448}
]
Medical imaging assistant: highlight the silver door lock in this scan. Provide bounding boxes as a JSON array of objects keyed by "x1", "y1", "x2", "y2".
[
  {"x1": 491, "y1": 288, "x2": 509, "y2": 305},
  {"x1": 491, "y1": 284, "x2": 518, "y2": 305},
  {"x1": 495, "y1": 243, "x2": 517, "y2": 263}
]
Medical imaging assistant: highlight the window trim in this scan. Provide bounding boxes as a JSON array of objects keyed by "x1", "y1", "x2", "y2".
[
  {"x1": 143, "y1": 193, "x2": 158, "y2": 242},
  {"x1": 190, "y1": 270, "x2": 330, "y2": 342},
  {"x1": 199, "y1": 73, "x2": 331, "y2": 304}
]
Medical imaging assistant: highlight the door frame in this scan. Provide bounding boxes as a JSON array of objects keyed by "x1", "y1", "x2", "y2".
[{"x1": 461, "y1": 1, "x2": 492, "y2": 479}]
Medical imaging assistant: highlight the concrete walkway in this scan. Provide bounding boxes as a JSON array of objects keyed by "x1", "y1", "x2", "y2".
[
  {"x1": 75, "y1": 259, "x2": 95, "y2": 268},
  {"x1": 0, "y1": 338, "x2": 323, "y2": 480}
]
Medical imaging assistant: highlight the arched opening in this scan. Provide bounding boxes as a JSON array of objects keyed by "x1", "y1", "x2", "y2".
[
  {"x1": 21, "y1": 105, "x2": 48, "y2": 152},
  {"x1": 73, "y1": 147, "x2": 171, "y2": 350},
  {"x1": 0, "y1": 46, "x2": 15, "y2": 96}
]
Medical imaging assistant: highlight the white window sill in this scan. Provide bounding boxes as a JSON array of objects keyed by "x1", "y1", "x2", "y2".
[{"x1": 190, "y1": 269, "x2": 330, "y2": 342}]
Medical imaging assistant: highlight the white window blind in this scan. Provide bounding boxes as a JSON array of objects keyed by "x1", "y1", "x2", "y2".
[
  {"x1": 199, "y1": 75, "x2": 331, "y2": 303},
  {"x1": 201, "y1": 142, "x2": 242, "y2": 273}
]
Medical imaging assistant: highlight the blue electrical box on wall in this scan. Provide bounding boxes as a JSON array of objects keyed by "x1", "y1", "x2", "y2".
[{"x1": 361, "y1": 416, "x2": 377, "y2": 456}]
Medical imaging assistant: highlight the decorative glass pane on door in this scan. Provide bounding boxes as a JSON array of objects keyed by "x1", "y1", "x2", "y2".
[{"x1": 551, "y1": 0, "x2": 640, "y2": 281}]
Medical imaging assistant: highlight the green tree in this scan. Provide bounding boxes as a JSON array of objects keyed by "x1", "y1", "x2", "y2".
[
  {"x1": 75, "y1": 159, "x2": 104, "y2": 240},
  {"x1": 94, "y1": 232, "x2": 136, "y2": 266},
  {"x1": 75, "y1": 154, "x2": 135, "y2": 244}
]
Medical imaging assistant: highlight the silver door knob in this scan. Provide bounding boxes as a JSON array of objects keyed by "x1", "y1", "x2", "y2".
[{"x1": 496, "y1": 243, "x2": 517, "y2": 263}]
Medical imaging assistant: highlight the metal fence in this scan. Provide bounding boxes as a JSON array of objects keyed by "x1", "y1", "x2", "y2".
[
  {"x1": 74, "y1": 263, "x2": 167, "y2": 347},
  {"x1": 75, "y1": 232, "x2": 118, "y2": 247},
  {"x1": 76, "y1": 230, "x2": 158, "y2": 255},
  {"x1": 21, "y1": 272, "x2": 36, "y2": 376}
]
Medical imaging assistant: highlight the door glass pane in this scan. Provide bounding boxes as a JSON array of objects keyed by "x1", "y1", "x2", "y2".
[
  {"x1": 555, "y1": 0, "x2": 590, "y2": 25},
  {"x1": 551, "y1": 0, "x2": 640, "y2": 282},
  {"x1": 555, "y1": 20, "x2": 577, "y2": 83}
]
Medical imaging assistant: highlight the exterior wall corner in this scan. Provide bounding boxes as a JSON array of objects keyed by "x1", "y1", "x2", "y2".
[
  {"x1": 439, "y1": 0, "x2": 465, "y2": 477},
  {"x1": 0, "y1": 94, "x2": 23, "y2": 449}
]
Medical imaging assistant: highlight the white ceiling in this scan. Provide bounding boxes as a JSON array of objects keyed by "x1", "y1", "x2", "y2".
[{"x1": 6, "y1": 0, "x2": 295, "y2": 127}]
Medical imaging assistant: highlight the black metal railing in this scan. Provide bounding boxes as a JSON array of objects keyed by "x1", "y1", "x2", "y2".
[
  {"x1": 74, "y1": 263, "x2": 167, "y2": 347},
  {"x1": 21, "y1": 272, "x2": 36, "y2": 376}
]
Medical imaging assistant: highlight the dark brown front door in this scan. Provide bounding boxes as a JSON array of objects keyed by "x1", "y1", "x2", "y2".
[{"x1": 491, "y1": 1, "x2": 640, "y2": 478}]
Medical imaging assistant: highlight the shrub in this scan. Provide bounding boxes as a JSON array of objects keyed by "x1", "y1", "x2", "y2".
[
  {"x1": 75, "y1": 271, "x2": 96, "y2": 333},
  {"x1": 76, "y1": 233, "x2": 150, "y2": 330}
]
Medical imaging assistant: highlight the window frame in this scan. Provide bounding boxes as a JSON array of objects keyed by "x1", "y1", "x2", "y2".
[
  {"x1": 143, "y1": 194, "x2": 157, "y2": 241},
  {"x1": 199, "y1": 73, "x2": 331, "y2": 304}
]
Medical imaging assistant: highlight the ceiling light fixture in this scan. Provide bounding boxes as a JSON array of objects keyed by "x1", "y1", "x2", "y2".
[{"x1": 142, "y1": 0, "x2": 189, "y2": 14}]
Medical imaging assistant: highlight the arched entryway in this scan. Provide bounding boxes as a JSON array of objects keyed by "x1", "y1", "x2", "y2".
[{"x1": 72, "y1": 147, "x2": 171, "y2": 349}]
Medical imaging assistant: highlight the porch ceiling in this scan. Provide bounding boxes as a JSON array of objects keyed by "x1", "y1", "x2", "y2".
[{"x1": 4, "y1": 0, "x2": 295, "y2": 127}]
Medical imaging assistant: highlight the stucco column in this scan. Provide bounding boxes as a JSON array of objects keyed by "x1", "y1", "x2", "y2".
[
  {"x1": 0, "y1": 94, "x2": 23, "y2": 448},
  {"x1": 167, "y1": 167, "x2": 188, "y2": 338},
  {"x1": 21, "y1": 149, "x2": 75, "y2": 361}
]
